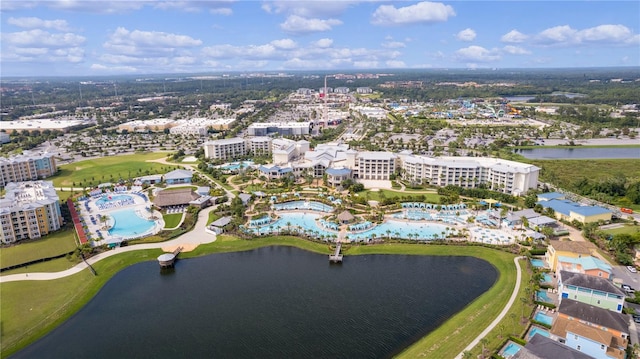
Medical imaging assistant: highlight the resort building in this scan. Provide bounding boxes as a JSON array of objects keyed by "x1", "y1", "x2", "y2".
[
  {"x1": 246, "y1": 122, "x2": 311, "y2": 137},
  {"x1": 536, "y1": 197, "x2": 612, "y2": 224},
  {"x1": 513, "y1": 334, "x2": 593, "y2": 359},
  {"x1": 398, "y1": 154, "x2": 540, "y2": 196},
  {"x1": 0, "y1": 181, "x2": 63, "y2": 243},
  {"x1": 557, "y1": 255, "x2": 612, "y2": 279},
  {"x1": 248, "y1": 137, "x2": 273, "y2": 156},
  {"x1": 163, "y1": 169, "x2": 193, "y2": 185},
  {"x1": 325, "y1": 168, "x2": 352, "y2": 187},
  {"x1": 153, "y1": 188, "x2": 201, "y2": 209},
  {"x1": 550, "y1": 315, "x2": 627, "y2": 359},
  {"x1": 346, "y1": 151, "x2": 397, "y2": 180},
  {"x1": 272, "y1": 139, "x2": 309, "y2": 164},
  {"x1": 204, "y1": 137, "x2": 247, "y2": 160},
  {"x1": 257, "y1": 165, "x2": 293, "y2": 180},
  {"x1": 557, "y1": 271, "x2": 625, "y2": 313},
  {"x1": 0, "y1": 151, "x2": 57, "y2": 187},
  {"x1": 117, "y1": 118, "x2": 175, "y2": 133},
  {"x1": 545, "y1": 240, "x2": 598, "y2": 271}
]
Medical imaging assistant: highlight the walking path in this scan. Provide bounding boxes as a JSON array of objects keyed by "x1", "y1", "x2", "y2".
[
  {"x1": 0, "y1": 206, "x2": 218, "y2": 284},
  {"x1": 455, "y1": 256, "x2": 524, "y2": 359}
]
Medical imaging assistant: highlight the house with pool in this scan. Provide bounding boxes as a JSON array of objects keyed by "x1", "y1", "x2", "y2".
[
  {"x1": 550, "y1": 315, "x2": 627, "y2": 359},
  {"x1": 512, "y1": 333, "x2": 595, "y2": 359},
  {"x1": 546, "y1": 240, "x2": 598, "y2": 271},
  {"x1": 556, "y1": 299, "x2": 630, "y2": 344},
  {"x1": 557, "y1": 255, "x2": 613, "y2": 279},
  {"x1": 557, "y1": 271, "x2": 625, "y2": 313}
]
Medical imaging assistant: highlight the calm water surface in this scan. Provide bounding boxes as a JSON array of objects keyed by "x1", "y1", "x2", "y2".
[
  {"x1": 515, "y1": 147, "x2": 639, "y2": 159},
  {"x1": 14, "y1": 246, "x2": 498, "y2": 359}
]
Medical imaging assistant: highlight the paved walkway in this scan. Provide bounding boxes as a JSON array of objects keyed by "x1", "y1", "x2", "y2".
[
  {"x1": 0, "y1": 206, "x2": 218, "y2": 284},
  {"x1": 455, "y1": 256, "x2": 524, "y2": 359}
]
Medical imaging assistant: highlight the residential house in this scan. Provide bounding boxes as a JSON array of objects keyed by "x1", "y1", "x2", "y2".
[
  {"x1": 557, "y1": 299, "x2": 630, "y2": 342},
  {"x1": 550, "y1": 316, "x2": 626, "y2": 359},
  {"x1": 546, "y1": 240, "x2": 597, "y2": 271},
  {"x1": 513, "y1": 333, "x2": 593, "y2": 359},
  {"x1": 558, "y1": 271, "x2": 625, "y2": 313},
  {"x1": 557, "y1": 256, "x2": 613, "y2": 279}
]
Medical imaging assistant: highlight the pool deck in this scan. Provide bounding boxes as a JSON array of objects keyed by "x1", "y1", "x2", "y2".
[{"x1": 80, "y1": 192, "x2": 164, "y2": 245}]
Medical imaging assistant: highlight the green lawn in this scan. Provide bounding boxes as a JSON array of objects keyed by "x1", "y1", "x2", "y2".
[
  {"x1": 362, "y1": 189, "x2": 441, "y2": 203},
  {"x1": 49, "y1": 152, "x2": 175, "y2": 187},
  {"x1": 0, "y1": 237, "x2": 519, "y2": 358},
  {"x1": 601, "y1": 225, "x2": 640, "y2": 237},
  {"x1": 207, "y1": 211, "x2": 220, "y2": 226},
  {"x1": 162, "y1": 213, "x2": 183, "y2": 228},
  {"x1": 1, "y1": 229, "x2": 78, "y2": 269}
]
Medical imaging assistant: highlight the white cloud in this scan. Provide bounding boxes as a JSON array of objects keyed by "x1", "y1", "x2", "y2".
[
  {"x1": 3, "y1": 29, "x2": 85, "y2": 47},
  {"x1": 382, "y1": 41, "x2": 406, "y2": 49},
  {"x1": 313, "y1": 38, "x2": 334, "y2": 48},
  {"x1": 270, "y1": 38, "x2": 297, "y2": 49},
  {"x1": 153, "y1": 1, "x2": 234, "y2": 15},
  {"x1": 7, "y1": 17, "x2": 71, "y2": 31},
  {"x1": 386, "y1": 60, "x2": 406, "y2": 68},
  {"x1": 48, "y1": 0, "x2": 144, "y2": 14},
  {"x1": 210, "y1": 7, "x2": 233, "y2": 15},
  {"x1": 103, "y1": 27, "x2": 201, "y2": 55},
  {"x1": 500, "y1": 30, "x2": 528, "y2": 43},
  {"x1": 456, "y1": 28, "x2": 476, "y2": 42},
  {"x1": 371, "y1": 1, "x2": 455, "y2": 26},
  {"x1": 90, "y1": 63, "x2": 138, "y2": 72},
  {"x1": 502, "y1": 45, "x2": 531, "y2": 55},
  {"x1": 262, "y1": 1, "x2": 355, "y2": 17},
  {"x1": 280, "y1": 15, "x2": 342, "y2": 34},
  {"x1": 354, "y1": 60, "x2": 379, "y2": 68},
  {"x1": 454, "y1": 45, "x2": 501, "y2": 63},
  {"x1": 533, "y1": 24, "x2": 638, "y2": 46}
]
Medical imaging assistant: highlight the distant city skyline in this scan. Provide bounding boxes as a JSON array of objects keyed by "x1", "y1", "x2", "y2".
[{"x1": 1, "y1": 1, "x2": 639, "y2": 77}]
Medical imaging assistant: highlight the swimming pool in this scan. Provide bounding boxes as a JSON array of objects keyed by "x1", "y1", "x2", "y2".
[
  {"x1": 528, "y1": 326, "x2": 550, "y2": 339},
  {"x1": 108, "y1": 209, "x2": 156, "y2": 239},
  {"x1": 534, "y1": 312, "x2": 553, "y2": 326},
  {"x1": 536, "y1": 290, "x2": 552, "y2": 302},
  {"x1": 502, "y1": 342, "x2": 522, "y2": 357},
  {"x1": 274, "y1": 201, "x2": 334, "y2": 212},
  {"x1": 530, "y1": 259, "x2": 545, "y2": 268},
  {"x1": 249, "y1": 212, "x2": 335, "y2": 239},
  {"x1": 348, "y1": 220, "x2": 452, "y2": 242},
  {"x1": 96, "y1": 194, "x2": 133, "y2": 206},
  {"x1": 542, "y1": 273, "x2": 553, "y2": 283},
  {"x1": 220, "y1": 161, "x2": 254, "y2": 171}
]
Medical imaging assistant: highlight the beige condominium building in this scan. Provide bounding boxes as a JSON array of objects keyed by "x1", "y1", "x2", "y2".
[
  {"x1": 203, "y1": 137, "x2": 247, "y2": 160},
  {"x1": 0, "y1": 181, "x2": 63, "y2": 243},
  {"x1": 0, "y1": 152, "x2": 57, "y2": 187}
]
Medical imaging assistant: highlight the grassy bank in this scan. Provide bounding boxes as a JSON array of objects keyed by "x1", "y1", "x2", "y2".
[
  {"x1": 0, "y1": 237, "x2": 517, "y2": 358},
  {"x1": 1, "y1": 229, "x2": 78, "y2": 269}
]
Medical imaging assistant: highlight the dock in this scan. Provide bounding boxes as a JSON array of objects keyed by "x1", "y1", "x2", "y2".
[
  {"x1": 329, "y1": 243, "x2": 343, "y2": 263},
  {"x1": 157, "y1": 246, "x2": 182, "y2": 268}
]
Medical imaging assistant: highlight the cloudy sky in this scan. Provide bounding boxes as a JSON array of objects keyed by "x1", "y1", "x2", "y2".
[{"x1": 1, "y1": 1, "x2": 639, "y2": 76}]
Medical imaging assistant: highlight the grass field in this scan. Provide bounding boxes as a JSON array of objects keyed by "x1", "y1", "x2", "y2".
[
  {"x1": 362, "y1": 189, "x2": 442, "y2": 203},
  {"x1": 0, "y1": 236, "x2": 520, "y2": 358},
  {"x1": 532, "y1": 159, "x2": 640, "y2": 188},
  {"x1": 601, "y1": 225, "x2": 640, "y2": 236},
  {"x1": 1, "y1": 229, "x2": 78, "y2": 269},
  {"x1": 49, "y1": 152, "x2": 175, "y2": 187},
  {"x1": 162, "y1": 213, "x2": 183, "y2": 228}
]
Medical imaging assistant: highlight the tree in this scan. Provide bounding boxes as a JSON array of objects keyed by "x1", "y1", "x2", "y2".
[{"x1": 479, "y1": 337, "x2": 490, "y2": 359}]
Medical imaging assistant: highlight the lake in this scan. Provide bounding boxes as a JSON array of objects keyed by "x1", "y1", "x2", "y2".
[
  {"x1": 13, "y1": 246, "x2": 498, "y2": 359},
  {"x1": 515, "y1": 147, "x2": 640, "y2": 159}
]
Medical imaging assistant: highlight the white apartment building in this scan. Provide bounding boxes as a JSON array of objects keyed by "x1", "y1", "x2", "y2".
[
  {"x1": 203, "y1": 137, "x2": 247, "y2": 160},
  {"x1": 248, "y1": 137, "x2": 272, "y2": 155},
  {"x1": 272, "y1": 139, "x2": 310, "y2": 164},
  {"x1": 0, "y1": 181, "x2": 63, "y2": 243},
  {"x1": 246, "y1": 122, "x2": 311, "y2": 136},
  {"x1": 346, "y1": 151, "x2": 397, "y2": 180},
  {"x1": 398, "y1": 154, "x2": 540, "y2": 195},
  {"x1": 0, "y1": 152, "x2": 57, "y2": 187}
]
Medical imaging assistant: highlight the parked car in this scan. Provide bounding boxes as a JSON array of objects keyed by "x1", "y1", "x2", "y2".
[
  {"x1": 634, "y1": 316, "x2": 640, "y2": 324},
  {"x1": 622, "y1": 284, "x2": 635, "y2": 294},
  {"x1": 627, "y1": 266, "x2": 637, "y2": 273}
]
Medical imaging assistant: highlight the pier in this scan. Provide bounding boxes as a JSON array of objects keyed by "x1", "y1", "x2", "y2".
[
  {"x1": 158, "y1": 246, "x2": 182, "y2": 268},
  {"x1": 329, "y1": 243, "x2": 343, "y2": 263}
]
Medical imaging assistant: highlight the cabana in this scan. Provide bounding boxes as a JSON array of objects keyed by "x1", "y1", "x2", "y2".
[{"x1": 337, "y1": 211, "x2": 355, "y2": 224}]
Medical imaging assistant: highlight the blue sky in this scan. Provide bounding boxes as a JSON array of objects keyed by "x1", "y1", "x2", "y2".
[{"x1": 1, "y1": 1, "x2": 639, "y2": 76}]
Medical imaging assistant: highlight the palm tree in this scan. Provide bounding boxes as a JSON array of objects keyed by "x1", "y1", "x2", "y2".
[
  {"x1": 479, "y1": 337, "x2": 489, "y2": 359},
  {"x1": 386, "y1": 229, "x2": 391, "y2": 239},
  {"x1": 286, "y1": 221, "x2": 291, "y2": 233}
]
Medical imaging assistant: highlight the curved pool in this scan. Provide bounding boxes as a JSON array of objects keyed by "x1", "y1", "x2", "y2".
[{"x1": 108, "y1": 209, "x2": 156, "y2": 239}]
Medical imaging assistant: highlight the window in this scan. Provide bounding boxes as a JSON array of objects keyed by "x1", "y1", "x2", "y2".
[
  {"x1": 577, "y1": 345, "x2": 581, "y2": 351},
  {"x1": 601, "y1": 345, "x2": 605, "y2": 350}
]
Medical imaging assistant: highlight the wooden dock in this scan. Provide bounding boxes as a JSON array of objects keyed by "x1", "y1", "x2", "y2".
[
  {"x1": 157, "y1": 246, "x2": 182, "y2": 267},
  {"x1": 329, "y1": 243, "x2": 343, "y2": 263}
]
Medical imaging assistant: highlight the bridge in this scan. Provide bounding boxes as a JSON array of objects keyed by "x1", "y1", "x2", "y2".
[{"x1": 329, "y1": 243, "x2": 343, "y2": 263}]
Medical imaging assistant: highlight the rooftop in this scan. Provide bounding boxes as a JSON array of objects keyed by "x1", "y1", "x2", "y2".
[
  {"x1": 164, "y1": 169, "x2": 193, "y2": 180},
  {"x1": 558, "y1": 255, "x2": 612, "y2": 273},
  {"x1": 513, "y1": 332, "x2": 594, "y2": 359},
  {"x1": 558, "y1": 299, "x2": 628, "y2": 334},
  {"x1": 537, "y1": 199, "x2": 612, "y2": 217},
  {"x1": 560, "y1": 270, "x2": 624, "y2": 295},
  {"x1": 548, "y1": 240, "x2": 595, "y2": 255}
]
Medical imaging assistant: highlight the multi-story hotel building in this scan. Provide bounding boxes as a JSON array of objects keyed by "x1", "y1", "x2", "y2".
[
  {"x1": 0, "y1": 181, "x2": 63, "y2": 243},
  {"x1": 0, "y1": 152, "x2": 57, "y2": 187},
  {"x1": 345, "y1": 151, "x2": 397, "y2": 180},
  {"x1": 203, "y1": 137, "x2": 247, "y2": 160},
  {"x1": 246, "y1": 122, "x2": 311, "y2": 136},
  {"x1": 398, "y1": 154, "x2": 539, "y2": 196}
]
